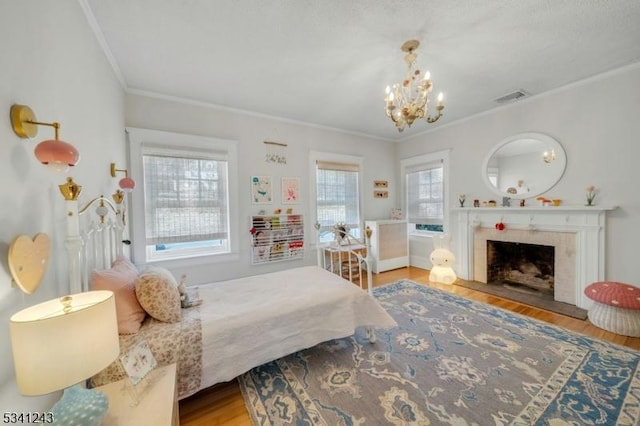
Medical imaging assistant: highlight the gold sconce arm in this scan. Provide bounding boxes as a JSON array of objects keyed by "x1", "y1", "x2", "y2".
[{"x1": 110, "y1": 163, "x2": 128, "y2": 177}]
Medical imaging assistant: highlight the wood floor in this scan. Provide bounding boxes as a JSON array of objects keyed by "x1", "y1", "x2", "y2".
[{"x1": 179, "y1": 267, "x2": 640, "y2": 425}]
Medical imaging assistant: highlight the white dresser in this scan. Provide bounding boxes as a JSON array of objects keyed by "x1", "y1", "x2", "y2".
[{"x1": 365, "y1": 220, "x2": 409, "y2": 273}]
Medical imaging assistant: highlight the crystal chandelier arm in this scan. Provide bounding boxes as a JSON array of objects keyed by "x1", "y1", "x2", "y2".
[{"x1": 426, "y1": 93, "x2": 445, "y2": 123}]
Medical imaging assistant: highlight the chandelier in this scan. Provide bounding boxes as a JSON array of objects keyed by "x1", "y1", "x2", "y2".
[{"x1": 384, "y1": 40, "x2": 444, "y2": 132}]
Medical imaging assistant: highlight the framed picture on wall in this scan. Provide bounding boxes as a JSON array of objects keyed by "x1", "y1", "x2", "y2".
[
  {"x1": 281, "y1": 177, "x2": 300, "y2": 204},
  {"x1": 251, "y1": 176, "x2": 272, "y2": 204}
]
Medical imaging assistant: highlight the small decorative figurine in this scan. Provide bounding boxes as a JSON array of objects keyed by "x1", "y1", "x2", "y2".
[
  {"x1": 586, "y1": 185, "x2": 596, "y2": 206},
  {"x1": 428, "y1": 235, "x2": 457, "y2": 285}
]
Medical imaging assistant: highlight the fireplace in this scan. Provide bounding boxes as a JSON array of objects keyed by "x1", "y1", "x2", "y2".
[
  {"x1": 487, "y1": 240, "x2": 554, "y2": 295},
  {"x1": 454, "y1": 206, "x2": 614, "y2": 309},
  {"x1": 473, "y1": 227, "x2": 576, "y2": 304}
]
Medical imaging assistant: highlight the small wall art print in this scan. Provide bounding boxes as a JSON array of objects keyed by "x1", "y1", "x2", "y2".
[
  {"x1": 281, "y1": 177, "x2": 300, "y2": 204},
  {"x1": 251, "y1": 176, "x2": 272, "y2": 204}
]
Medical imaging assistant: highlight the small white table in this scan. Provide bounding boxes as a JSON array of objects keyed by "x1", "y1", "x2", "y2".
[{"x1": 96, "y1": 363, "x2": 179, "y2": 426}]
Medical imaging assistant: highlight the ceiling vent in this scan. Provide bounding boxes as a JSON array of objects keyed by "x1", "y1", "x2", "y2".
[{"x1": 493, "y1": 89, "x2": 530, "y2": 104}]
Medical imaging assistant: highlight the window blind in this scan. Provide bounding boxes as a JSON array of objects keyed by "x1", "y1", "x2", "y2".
[
  {"x1": 316, "y1": 160, "x2": 360, "y2": 232},
  {"x1": 406, "y1": 161, "x2": 443, "y2": 224},
  {"x1": 143, "y1": 153, "x2": 229, "y2": 245}
]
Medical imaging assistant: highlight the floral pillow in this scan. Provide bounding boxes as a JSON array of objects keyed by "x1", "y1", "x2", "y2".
[
  {"x1": 91, "y1": 256, "x2": 146, "y2": 334},
  {"x1": 134, "y1": 266, "x2": 182, "y2": 323}
]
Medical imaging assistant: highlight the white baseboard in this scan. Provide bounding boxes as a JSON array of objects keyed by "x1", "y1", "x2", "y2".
[{"x1": 410, "y1": 255, "x2": 431, "y2": 270}]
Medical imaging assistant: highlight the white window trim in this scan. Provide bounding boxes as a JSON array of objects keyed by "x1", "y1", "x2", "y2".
[
  {"x1": 127, "y1": 127, "x2": 239, "y2": 267},
  {"x1": 400, "y1": 149, "x2": 451, "y2": 237},
  {"x1": 309, "y1": 151, "x2": 364, "y2": 247}
]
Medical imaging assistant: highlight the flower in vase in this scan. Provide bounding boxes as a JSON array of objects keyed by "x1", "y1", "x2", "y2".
[
  {"x1": 458, "y1": 194, "x2": 466, "y2": 207},
  {"x1": 585, "y1": 185, "x2": 596, "y2": 205}
]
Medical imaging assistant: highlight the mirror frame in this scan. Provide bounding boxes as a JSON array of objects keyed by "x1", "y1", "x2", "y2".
[{"x1": 481, "y1": 132, "x2": 567, "y2": 200}]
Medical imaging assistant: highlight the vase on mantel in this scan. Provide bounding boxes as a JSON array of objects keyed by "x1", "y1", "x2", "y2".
[{"x1": 585, "y1": 185, "x2": 596, "y2": 206}]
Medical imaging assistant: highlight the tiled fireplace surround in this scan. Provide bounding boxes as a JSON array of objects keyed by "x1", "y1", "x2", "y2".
[{"x1": 454, "y1": 207, "x2": 614, "y2": 309}]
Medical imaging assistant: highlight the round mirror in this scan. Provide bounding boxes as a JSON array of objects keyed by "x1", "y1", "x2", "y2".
[{"x1": 482, "y1": 132, "x2": 566, "y2": 200}]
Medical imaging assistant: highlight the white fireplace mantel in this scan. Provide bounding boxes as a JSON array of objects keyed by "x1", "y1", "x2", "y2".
[{"x1": 453, "y1": 205, "x2": 616, "y2": 309}]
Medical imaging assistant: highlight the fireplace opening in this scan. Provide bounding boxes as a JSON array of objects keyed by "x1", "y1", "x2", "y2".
[{"x1": 487, "y1": 240, "x2": 554, "y2": 295}]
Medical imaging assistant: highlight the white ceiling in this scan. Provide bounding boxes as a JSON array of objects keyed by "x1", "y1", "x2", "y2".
[{"x1": 83, "y1": 0, "x2": 640, "y2": 141}]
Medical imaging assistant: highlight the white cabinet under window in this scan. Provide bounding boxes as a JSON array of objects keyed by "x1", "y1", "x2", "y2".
[{"x1": 365, "y1": 220, "x2": 409, "y2": 273}]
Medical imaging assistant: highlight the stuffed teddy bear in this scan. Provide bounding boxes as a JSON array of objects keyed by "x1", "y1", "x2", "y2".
[{"x1": 429, "y1": 235, "x2": 457, "y2": 285}]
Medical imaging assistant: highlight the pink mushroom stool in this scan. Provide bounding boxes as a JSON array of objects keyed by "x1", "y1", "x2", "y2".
[{"x1": 584, "y1": 281, "x2": 640, "y2": 337}]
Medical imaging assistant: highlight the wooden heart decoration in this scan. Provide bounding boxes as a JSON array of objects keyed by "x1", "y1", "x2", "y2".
[{"x1": 8, "y1": 233, "x2": 51, "y2": 294}]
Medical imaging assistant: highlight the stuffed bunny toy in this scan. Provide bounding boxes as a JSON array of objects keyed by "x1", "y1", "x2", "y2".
[
  {"x1": 178, "y1": 274, "x2": 203, "y2": 308},
  {"x1": 429, "y1": 235, "x2": 457, "y2": 284}
]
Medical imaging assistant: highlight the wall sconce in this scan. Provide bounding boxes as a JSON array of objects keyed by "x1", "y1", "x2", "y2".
[
  {"x1": 110, "y1": 163, "x2": 135, "y2": 192},
  {"x1": 10, "y1": 104, "x2": 80, "y2": 172}
]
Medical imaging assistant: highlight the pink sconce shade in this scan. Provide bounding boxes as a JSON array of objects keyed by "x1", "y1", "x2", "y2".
[
  {"x1": 35, "y1": 139, "x2": 80, "y2": 172},
  {"x1": 119, "y1": 176, "x2": 136, "y2": 192}
]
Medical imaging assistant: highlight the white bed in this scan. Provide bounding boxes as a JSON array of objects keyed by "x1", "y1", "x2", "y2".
[
  {"x1": 197, "y1": 265, "x2": 396, "y2": 390},
  {"x1": 66, "y1": 194, "x2": 396, "y2": 399}
]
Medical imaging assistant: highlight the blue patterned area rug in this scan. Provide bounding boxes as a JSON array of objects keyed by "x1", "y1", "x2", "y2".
[{"x1": 238, "y1": 280, "x2": 640, "y2": 425}]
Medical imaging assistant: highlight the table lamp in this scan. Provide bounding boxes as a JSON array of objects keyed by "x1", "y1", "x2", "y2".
[{"x1": 10, "y1": 291, "x2": 120, "y2": 426}]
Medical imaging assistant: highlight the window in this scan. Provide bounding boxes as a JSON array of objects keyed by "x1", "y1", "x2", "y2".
[
  {"x1": 407, "y1": 163, "x2": 443, "y2": 232},
  {"x1": 127, "y1": 128, "x2": 238, "y2": 263},
  {"x1": 401, "y1": 150, "x2": 450, "y2": 234},
  {"x1": 143, "y1": 152, "x2": 229, "y2": 260},
  {"x1": 313, "y1": 155, "x2": 362, "y2": 244}
]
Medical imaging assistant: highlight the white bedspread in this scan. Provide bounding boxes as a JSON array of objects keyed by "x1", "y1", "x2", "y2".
[{"x1": 198, "y1": 265, "x2": 397, "y2": 389}]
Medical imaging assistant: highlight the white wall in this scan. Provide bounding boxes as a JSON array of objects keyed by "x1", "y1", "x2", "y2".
[
  {"x1": 397, "y1": 64, "x2": 640, "y2": 283},
  {"x1": 0, "y1": 1, "x2": 125, "y2": 412},
  {"x1": 124, "y1": 94, "x2": 397, "y2": 283}
]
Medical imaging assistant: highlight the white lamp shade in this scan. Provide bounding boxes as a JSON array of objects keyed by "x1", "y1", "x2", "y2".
[{"x1": 10, "y1": 291, "x2": 119, "y2": 396}]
